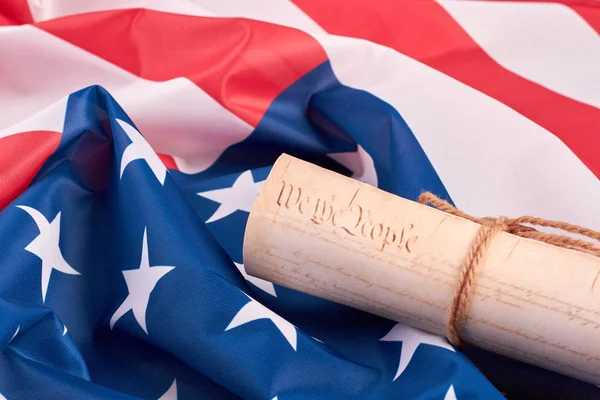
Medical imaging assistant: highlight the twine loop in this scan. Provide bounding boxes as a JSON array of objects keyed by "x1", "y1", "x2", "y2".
[{"x1": 417, "y1": 192, "x2": 600, "y2": 348}]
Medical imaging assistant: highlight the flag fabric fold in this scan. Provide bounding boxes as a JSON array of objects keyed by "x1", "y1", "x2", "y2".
[{"x1": 2, "y1": 1, "x2": 600, "y2": 399}]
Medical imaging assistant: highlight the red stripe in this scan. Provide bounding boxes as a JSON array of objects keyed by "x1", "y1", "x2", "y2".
[
  {"x1": 294, "y1": 0, "x2": 600, "y2": 178},
  {"x1": 158, "y1": 154, "x2": 178, "y2": 170},
  {"x1": 0, "y1": 131, "x2": 61, "y2": 210},
  {"x1": 0, "y1": 0, "x2": 33, "y2": 25},
  {"x1": 37, "y1": 9, "x2": 328, "y2": 128},
  {"x1": 570, "y1": 5, "x2": 600, "y2": 32},
  {"x1": 571, "y1": 5, "x2": 600, "y2": 33}
]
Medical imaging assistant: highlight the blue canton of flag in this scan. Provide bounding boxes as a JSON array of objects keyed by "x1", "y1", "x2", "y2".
[{"x1": 0, "y1": 84, "x2": 505, "y2": 399}]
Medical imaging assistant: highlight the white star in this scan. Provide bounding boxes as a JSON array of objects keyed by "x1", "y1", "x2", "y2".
[
  {"x1": 328, "y1": 145, "x2": 378, "y2": 187},
  {"x1": 272, "y1": 397, "x2": 278, "y2": 400},
  {"x1": 380, "y1": 323, "x2": 454, "y2": 381},
  {"x1": 158, "y1": 379, "x2": 177, "y2": 400},
  {"x1": 226, "y1": 292, "x2": 297, "y2": 351},
  {"x1": 0, "y1": 393, "x2": 7, "y2": 400},
  {"x1": 444, "y1": 385, "x2": 457, "y2": 400},
  {"x1": 17, "y1": 206, "x2": 81, "y2": 303},
  {"x1": 116, "y1": 118, "x2": 167, "y2": 185},
  {"x1": 197, "y1": 170, "x2": 264, "y2": 223},
  {"x1": 234, "y1": 262, "x2": 276, "y2": 297},
  {"x1": 9, "y1": 326, "x2": 19, "y2": 343},
  {"x1": 110, "y1": 228, "x2": 175, "y2": 334}
]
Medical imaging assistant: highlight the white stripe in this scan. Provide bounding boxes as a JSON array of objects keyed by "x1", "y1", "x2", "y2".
[
  {"x1": 26, "y1": 0, "x2": 216, "y2": 21},
  {"x1": 439, "y1": 0, "x2": 600, "y2": 109},
  {"x1": 0, "y1": 95, "x2": 67, "y2": 138},
  {"x1": 174, "y1": 2, "x2": 600, "y2": 229},
  {"x1": 192, "y1": 0, "x2": 326, "y2": 35},
  {"x1": 0, "y1": 25, "x2": 252, "y2": 173},
  {"x1": 26, "y1": 0, "x2": 326, "y2": 35}
]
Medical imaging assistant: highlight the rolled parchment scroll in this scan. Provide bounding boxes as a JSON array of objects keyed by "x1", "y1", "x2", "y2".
[{"x1": 243, "y1": 153, "x2": 600, "y2": 385}]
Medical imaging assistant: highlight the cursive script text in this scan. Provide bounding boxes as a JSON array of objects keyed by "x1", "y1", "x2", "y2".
[{"x1": 276, "y1": 181, "x2": 418, "y2": 253}]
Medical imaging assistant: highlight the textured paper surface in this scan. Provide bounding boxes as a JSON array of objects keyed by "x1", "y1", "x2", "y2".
[{"x1": 244, "y1": 154, "x2": 600, "y2": 385}]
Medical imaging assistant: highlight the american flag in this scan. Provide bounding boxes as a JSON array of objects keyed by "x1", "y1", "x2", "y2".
[{"x1": 1, "y1": 1, "x2": 599, "y2": 399}]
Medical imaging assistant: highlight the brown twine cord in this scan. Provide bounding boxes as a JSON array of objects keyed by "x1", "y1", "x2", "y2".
[{"x1": 417, "y1": 192, "x2": 600, "y2": 348}]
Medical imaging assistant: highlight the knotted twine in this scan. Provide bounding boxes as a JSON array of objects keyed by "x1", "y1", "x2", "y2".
[{"x1": 417, "y1": 192, "x2": 600, "y2": 348}]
